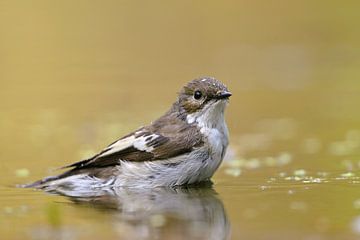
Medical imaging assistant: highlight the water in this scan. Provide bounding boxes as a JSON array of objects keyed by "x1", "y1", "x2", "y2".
[{"x1": 1, "y1": 1, "x2": 360, "y2": 239}]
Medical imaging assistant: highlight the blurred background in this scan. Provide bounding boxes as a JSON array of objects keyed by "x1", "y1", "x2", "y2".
[{"x1": 1, "y1": 1, "x2": 360, "y2": 239}]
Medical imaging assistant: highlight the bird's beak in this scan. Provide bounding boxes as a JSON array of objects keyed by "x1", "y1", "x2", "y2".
[{"x1": 216, "y1": 91, "x2": 232, "y2": 100}]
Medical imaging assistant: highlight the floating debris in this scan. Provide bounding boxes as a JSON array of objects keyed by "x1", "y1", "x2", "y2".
[
  {"x1": 273, "y1": 170, "x2": 360, "y2": 185},
  {"x1": 225, "y1": 158, "x2": 244, "y2": 168},
  {"x1": 294, "y1": 169, "x2": 307, "y2": 177},
  {"x1": 264, "y1": 157, "x2": 277, "y2": 167},
  {"x1": 312, "y1": 178, "x2": 322, "y2": 183},
  {"x1": 341, "y1": 172, "x2": 355, "y2": 178},
  {"x1": 277, "y1": 170, "x2": 327, "y2": 184},
  {"x1": 277, "y1": 152, "x2": 292, "y2": 165},
  {"x1": 267, "y1": 177, "x2": 277, "y2": 183},
  {"x1": 244, "y1": 158, "x2": 261, "y2": 169},
  {"x1": 15, "y1": 168, "x2": 30, "y2": 178},
  {"x1": 317, "y1": 172, "x2": 329, "y2": 177},
  {"x1": 286, "y1": 176, "x2": 303, "y2": 181},
  {"x1": 224, "y1": 168, "x2": 241, "y2": 177},
  {"x1": 302, "y1": 178, "x2": 322, "y2": 184},
  {"x1": 334, "y1": 172, "x2": 360, "y2": 181},
  {"x1": 224, "y1": 152, "x2": 292, "y2": 171}
]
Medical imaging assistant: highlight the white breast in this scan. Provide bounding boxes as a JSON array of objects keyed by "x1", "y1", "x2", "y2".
[{"x1": 187, "y1": 100, "x2": 229, "y2": 179}]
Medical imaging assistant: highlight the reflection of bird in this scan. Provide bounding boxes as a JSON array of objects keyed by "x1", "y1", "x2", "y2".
[
  {"x1": 61, "y1": 185, "x2": 230, "y2": 240},
  {"x1": 26, "y1": 77, "x2": 231, "y2": 189}
]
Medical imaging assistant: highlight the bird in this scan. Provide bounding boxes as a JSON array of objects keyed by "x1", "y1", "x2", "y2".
[{"x1": 25, "y1": 77, "x2": 231, "y2": 190}]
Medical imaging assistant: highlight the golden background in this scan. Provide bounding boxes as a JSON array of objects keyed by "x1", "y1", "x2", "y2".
[{"x1": 1, "y1": 1, "x2": 360, "y2": 239}]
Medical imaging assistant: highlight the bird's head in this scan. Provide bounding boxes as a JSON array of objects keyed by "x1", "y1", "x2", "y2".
[{"x1": 177, "y1": 77, "x2": 231, "y2": 126}]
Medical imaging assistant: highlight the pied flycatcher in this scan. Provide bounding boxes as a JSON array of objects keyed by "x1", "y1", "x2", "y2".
[{"x1": 26, "y1": 77, "x2": 231, "y2": 190}]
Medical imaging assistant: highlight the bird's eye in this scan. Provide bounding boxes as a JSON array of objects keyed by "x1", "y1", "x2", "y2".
[{"x1": 194, "y1": 90, "x2": 202, "y2": 100}]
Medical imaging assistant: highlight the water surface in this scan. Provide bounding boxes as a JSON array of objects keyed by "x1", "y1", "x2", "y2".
[{"x1": 1, "y1": 1, "x2": 360, "y2": 239}]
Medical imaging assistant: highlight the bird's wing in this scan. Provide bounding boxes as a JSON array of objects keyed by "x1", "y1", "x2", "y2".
[{"x1": 64, "y1": 123, "x2": 203, "y2": 171}]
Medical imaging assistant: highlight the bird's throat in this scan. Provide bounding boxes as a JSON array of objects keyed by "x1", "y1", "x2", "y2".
[{"x1": 186, "y1": 100, "x2": 227, "y2": 129}]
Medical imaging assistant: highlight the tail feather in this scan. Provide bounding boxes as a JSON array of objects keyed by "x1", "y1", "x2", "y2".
[
  {"x1": 21, "y1": 175, "x2": 61, "y2": 189},
  {"x1": 21, "y1": 167, "x2": 82, "y2": 189},
  {"x1": 21, "y1": 166, "x2": 117, "y2": 191}
]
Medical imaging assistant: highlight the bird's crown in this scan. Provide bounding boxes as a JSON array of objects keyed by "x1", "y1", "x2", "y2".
[{"x1": 177, "y1": 77, "x2": 231, "y2": 113}]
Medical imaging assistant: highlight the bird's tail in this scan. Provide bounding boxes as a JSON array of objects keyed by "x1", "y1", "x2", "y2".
[
  {"x1": 20, "y1": 168, "x2": 116, "y2": 197},
  {"x1": 21, "y1": 175, "x2": 62, "y2": 189}
]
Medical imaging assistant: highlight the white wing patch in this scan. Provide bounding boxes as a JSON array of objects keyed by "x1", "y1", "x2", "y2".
[
  {"x1": 101, "y1": 135, "x2": 136, "y2": 156},
  {"x1": 97, "y1": 132, "x2": 159, "y2": 158},
  {"x1": 133, "y1": 134, "x2": 158, "y2": 152}
]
